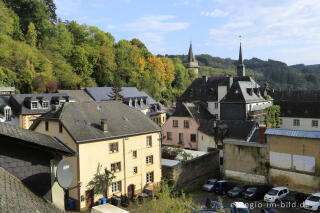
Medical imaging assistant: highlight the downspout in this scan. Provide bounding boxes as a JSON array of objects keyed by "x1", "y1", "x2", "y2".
[{"x1": 122, "y1": 138, "x2": 127, "y2": 196}]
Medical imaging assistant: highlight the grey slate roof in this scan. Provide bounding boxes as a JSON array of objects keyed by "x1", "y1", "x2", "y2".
[
  {"x1": 58, "y1": 89, "x2": 93, "y2": 102},
  {"x1": 265, "y1": 128, "x2": 320, "y2": 139},
  {"x1": 0, "y1": 122, "x2": 73, "y2": 155},
  {"x1": 0, "y1": 167, "x2": 63, "y2": 213},
  {"x1": 221, "y1": 80, "x2": 267, "y2": 103},
  {"x1": 217, "y1": 120, "x2": 258, "y2": 140},
  {"x1": 33, "y1": 101, "x2": 161, "y2": 143},
  {"x1": 9, "y1": 93, "x2": 73, "y2": 115}
]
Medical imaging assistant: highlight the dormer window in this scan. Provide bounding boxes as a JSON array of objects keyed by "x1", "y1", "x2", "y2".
[
  {"x1": 140, "y1": 98, "x2": 144, "y2": 107},
  {"x1": 31, "y1": 101, "x2": 38, "y2": 109},
  {"x1": 129, "y1": 99, "x2": 132, "y2": 107},
  {"x1": 134, "y1": 98, "x2": 138, "y2": 108},
  {"x1": 42, "y1": 101, "x2": 49, "y2": 109},
  {"x1": 4, "y1": 106, "x2": 11, "y2": 121}
]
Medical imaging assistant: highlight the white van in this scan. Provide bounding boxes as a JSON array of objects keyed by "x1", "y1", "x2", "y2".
[{"x1": 264, "y1": 187, "x2": 289, "y2": 203}]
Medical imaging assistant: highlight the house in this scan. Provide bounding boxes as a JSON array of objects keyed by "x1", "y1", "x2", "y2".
[
  {"x1": 185, "y1": 41, "x2": 200, "y2": 74},
  {"x1": 0, "y1": 122, "x2": 75, "y2": 210},
  {"x1": 162, "y1": 101, "x2": 215, "y2": 150},
  {"x1": 272, "y1": 90, "x2": 320, "y2": 131},
  {"x1": 265, "y1": 128, "x2": 320, "y2": 193},
  {"x1": 9, "y1": 93, "x2": 75, "y2": 129},
  {"x1": 0, "y1": 95, "x2": 18, "y2": 125},
  {"x1": 179, "y1": 43, "x2": 273, "y2": 121},
  {"x1": 84, "y1": 87, "x2": 167, "y2": 127},
  {"x1": 0, "y1": 84, "x2": 15, "y2": 95},
  {"x1": 30, "y1": 101, "x2": 162, "y2": 211},
  {"x1": 0, "y1": 167, "x2": 63, "y2": 213}
]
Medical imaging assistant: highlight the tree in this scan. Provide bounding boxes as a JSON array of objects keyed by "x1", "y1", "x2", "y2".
[
  {"x1": 87, "y1": 163, "x2": 115, "y2": 198},
  {"x1": 108, "y1": 76, "x2": 123, "y2": 101},
  {"x1": 264, "y1": 105, "x2": 280, "y2": 128},
  {"x1": 26, "y1": 22, "x2": 37, "y2": 46}
]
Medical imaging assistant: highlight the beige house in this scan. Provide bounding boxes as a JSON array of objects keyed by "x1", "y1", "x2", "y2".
[
  {"x1": 31, "y1": 101, "x2": 162, "y2": 211},
  {"x1": 265, "y1": 128, "x2": 320, "y2": 193}
]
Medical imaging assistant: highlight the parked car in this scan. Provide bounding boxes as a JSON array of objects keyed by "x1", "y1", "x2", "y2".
[
  {"x1": 281, "y1": 192, "x2": 309, "y2": 208},
  {"x1": 242, "y1": 185, "x2": 271, "y2": 200},
  {"x1": 230, "y1": 202, "x2": 250, "y2": 213},
  {"x1": 228, "y1": 186, "x2": 246, "y2": 198},
  {"x1": 213, "y1": 180, "x2": 234, "y2": 195},
  {"x1": 202, "y1": 179, "x2": 218, "y2": 192},
  {"x1": 205, "y1": 198, "x2": 225, "y2": 212},
  {"x1": 264, "y1": 187, "x2": 289, "y2": 203},
  {"x1": 303, "y1": 193, "x2": 320, "y2": 211},
  {"x1": 260, "y1": 208, "x2": 278, "y2": 213}
]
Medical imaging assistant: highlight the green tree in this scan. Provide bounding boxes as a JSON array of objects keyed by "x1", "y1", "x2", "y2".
[
  {"x1": 108, "y1": 77, "x2": 123, "y2": 101},
  {"x1": 70, "y1": 46, "x2": 93, "y2": 86},
  {"x1": 264, "y1": 105, "x2": 280, "y2": 128},
  {"x1": 26, "y1": 22, "x2": 37, "y2": 46},
  {"x1": 87, "y1": 163, "x2": 116, "y2": 198}
]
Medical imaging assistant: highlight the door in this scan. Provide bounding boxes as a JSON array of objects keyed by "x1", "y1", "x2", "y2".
[
  {"x1": 85, "y1": 189, "x2": 94, "y2": 208},
  {"x1": 128, "y1": 184, "x2": 135, "y2": 200}
]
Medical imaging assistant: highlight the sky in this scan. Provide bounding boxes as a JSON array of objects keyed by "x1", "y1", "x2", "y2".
[{"x1": 54, "y1": 0, "x2": 320, "y2": 65}]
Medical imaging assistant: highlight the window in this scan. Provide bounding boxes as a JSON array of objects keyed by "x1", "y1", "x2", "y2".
[
  {"x1": 190, "y1": 134, "x2": 196, "y2": 142},
  {"x1": 214, "y1": 103, "x2": 218, "y2": 109},
  {"x1": 109, "y1": 142, "x2": 118, "y2": 153},
  {"x1": 146, "y1": 155, "x2": 153, "y2": 164},
  {"x1": 31, "y1": 101, "x2": 38, "y2": 109},
  {"x1": 280, "y1": 119, "x2": 283, "y2": 125},
  {"x1": 312, "y1": 120, "x2": 318, "y2": 127},
  {"x1": 45, "y1": 121, "x2": 49, "y2": 131},
  {"x1": 111, "y1": 162, "x2": 121, "y2": 172},
  {"x1": 293, "y1": 119, "x2": 300, "y2": 126},
  {"x1": 146, "y1": 172, "x2": 154, "y2": 183},
  {"x1": 173, "y1": 120, "x2": 178, "y2": 128},
  {"x1": 167, "y1": 132, "x2": 172, "y2": 140},
  {"x1": 111, "y1": 181, "x2": 121, "y2": 193},
  {"x1": 42, "y1": 101, "x2": 49, "y2": 109},
  {"x1": 183, "y1": 120, "x2": 189, "y2": 128},
  {"x1": 59, "y1": 122, "x2": 63, "y2": 133},
  {"x1": 133, "y1": 150, "x2": 137, "y2": 158},
  {"x1": 147, "y1": 136, "x2": 152, "y2": 147},
  {"x1": 179, "y1": 133, "x2": 184, "y2": 144},
  {"x1": 4, "y1": 107, "x2": 11, "y2": 121},
  {"x1": 133, "y1": 167, "x2": 138, "y2": 174}
]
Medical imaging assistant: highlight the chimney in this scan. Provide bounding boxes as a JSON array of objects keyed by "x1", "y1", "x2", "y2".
[
  {"x1": 101, "y1": 119, "x2": 108, "y2": 132},
  {"x1": 202, "y1": 76, "x2": 208, "y2": 83}
]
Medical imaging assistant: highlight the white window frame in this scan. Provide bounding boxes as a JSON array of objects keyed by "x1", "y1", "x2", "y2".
[
  {"x1": 146, "y1": 155, "x2": 153, "y2": 164},
  {"x1": 111, "y1": 181, "x2": 121, "y2": 193},
  {"x1": 146, "y1": 172, "x2": 154, "y2": 183},
  {"x1": 42, "y1": 101, "x2": 49, "y2": 109},
  {"x1": 293, "y1": 119, "x2": 300, "y2": 126},
  {"x1": 312, "y1": 120, "x2": 318, "y2": 127},
  {"x1": 147, "y1": 136, "x2": 152, "y2": 147},
  {"x1": 31, "y1": 101, "x2": 38, "y2": 109}
]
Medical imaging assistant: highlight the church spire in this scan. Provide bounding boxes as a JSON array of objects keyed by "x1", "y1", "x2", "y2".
[
  {"x1": 237, "y1": 41, "x2": 245, "y2": 76},
  {"x1": 188, "y1": 41, "x2": 195, "y2": 63}
]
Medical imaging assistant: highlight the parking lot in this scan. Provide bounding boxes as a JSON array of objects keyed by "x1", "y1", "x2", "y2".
[{"x1": 191, "y1": 190, "x2": 313, "y2": 213}]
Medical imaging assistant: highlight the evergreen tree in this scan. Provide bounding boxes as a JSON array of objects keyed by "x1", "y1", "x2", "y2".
[{"x1": 108, "y1": 77, "x2": 123, "y2": 101}]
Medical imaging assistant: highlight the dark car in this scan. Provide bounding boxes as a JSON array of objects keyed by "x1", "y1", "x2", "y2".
[
  {"x1": 281, "y1": 192, "x2": 309, "y2": 208},
  {"x1": 260, "y1": 208, "x2": 278, "y2": 213},
  {"x1": 228, "y1": 186, "x2": 246, "y2": 198},
  {"x1": 242, "y1": 185, "x2": 271, "y2": 200},
  {"x1": 213, "y1": 180, "x2": 235, "y2": 195},
  {"x1": 205, "y1": 198, "x2": 225, "y2": 212}
]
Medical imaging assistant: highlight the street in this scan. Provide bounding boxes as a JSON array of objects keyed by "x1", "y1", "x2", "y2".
[{"x1": 192, "y1": 191, "x2": 313, "y2": 213}]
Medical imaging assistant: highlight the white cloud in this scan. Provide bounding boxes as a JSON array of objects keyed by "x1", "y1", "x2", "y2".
[
  {"x1": 201, "y1": 9, "x2": 228, "y2": 17},
  {"x1": 206, "y1": 0, "x2": 320, "y2": 64},
  {"x1": 174, "y1": 0, "x2": 190, "y2": 6},
  {"x1": 123, "y1": 15, "x2": 190, "y2": 53}
]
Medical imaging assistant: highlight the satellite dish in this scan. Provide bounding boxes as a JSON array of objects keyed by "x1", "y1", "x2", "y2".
[{"x1": 56, "y1": 159, "x2": 73, "y2": 189}]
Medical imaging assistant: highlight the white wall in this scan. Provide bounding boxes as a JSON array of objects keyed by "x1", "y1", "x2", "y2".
[
  {"x1": 280, "y1": 117, "x2": 320, "y2": 131},
  {"x1": 207, "y1": 85, "x2": 227, "y2": 119},
  {"x1": 197, "y1": 131, "x2": 216, "y2": 152}
]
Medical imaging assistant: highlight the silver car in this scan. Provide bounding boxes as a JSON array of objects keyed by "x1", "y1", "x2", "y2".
[{"x1": 202, "y1": 179, "x2": 218, "y2": 192}]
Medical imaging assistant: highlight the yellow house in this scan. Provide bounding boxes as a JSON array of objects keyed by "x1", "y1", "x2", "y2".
[{"x1": 31, "y1": 101, "x2": 162, "y2": 211}]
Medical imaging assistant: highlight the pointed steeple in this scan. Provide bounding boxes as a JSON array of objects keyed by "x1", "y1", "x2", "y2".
[
  {"x1": 237, "y1": 42, "x2": 245, "y2": 76},
  {"x1": 188, "y1": 41, "x2": 195, "y2": 63}
]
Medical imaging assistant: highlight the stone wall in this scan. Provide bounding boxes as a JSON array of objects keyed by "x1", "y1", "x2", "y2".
[
  {"x1": 223, "y1": 141, "x2": 268, "y2": 184},
  {"x1": 162, "y1": 150, "x2": 220, "y2": 191}
]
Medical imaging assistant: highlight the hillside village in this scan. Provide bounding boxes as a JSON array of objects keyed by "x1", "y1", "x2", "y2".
[{"x1": 1, "y1": 40, "x2": 320, "y2": 213}]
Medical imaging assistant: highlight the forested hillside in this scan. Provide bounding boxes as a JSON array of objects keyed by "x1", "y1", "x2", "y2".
[
  {"x1": 0, "y1": 0, "x2": 196, "y2": 105},
  {"x1": 165, "y1": 54, "x2": 320, "y2": 90}
]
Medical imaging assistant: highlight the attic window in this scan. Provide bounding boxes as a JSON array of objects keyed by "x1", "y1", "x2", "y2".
[
  {"x1": 31, "y1": 101, "x2": 38, "y2": 109},
  {"x1": 4, "y1": 106, "x2": 11, "y2": 121},
  {"x1": 42, "y1": 101, "x2": 49, "y2": 109}
]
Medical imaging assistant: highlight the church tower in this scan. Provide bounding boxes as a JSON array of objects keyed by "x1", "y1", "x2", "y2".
[
  {"x1": 186, "y1": 41, "x2": 200, "y2": 74},
  {"x1": 237, "y1": 42, "x2": 245, "y2": 77}
]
